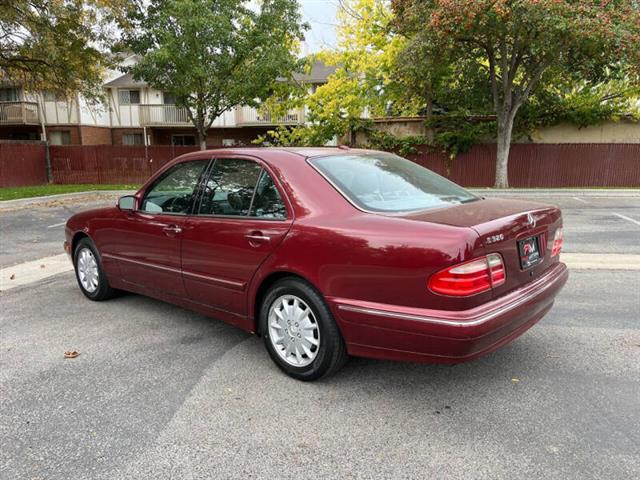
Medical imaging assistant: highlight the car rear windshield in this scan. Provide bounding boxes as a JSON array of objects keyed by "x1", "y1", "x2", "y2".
[{"x1": 310, "y1": 152, "x2": 478, "y2": 213}]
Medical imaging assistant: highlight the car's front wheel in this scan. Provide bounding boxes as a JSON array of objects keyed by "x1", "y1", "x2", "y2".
[
  {"x1": 261, "y1": 277, "x2": 347, "y2": 381},
  {"x1": 73, "y1": 237, "x2": 117, "y2": 301}
]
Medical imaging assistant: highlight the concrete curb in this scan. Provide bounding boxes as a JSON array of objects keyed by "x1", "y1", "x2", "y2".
[
  {"x1": 0, "y1": 254, "x2": 73, "y2": 291},
  {"x1": 0, "y1": 190, "x2": 135, "y2": 208}
]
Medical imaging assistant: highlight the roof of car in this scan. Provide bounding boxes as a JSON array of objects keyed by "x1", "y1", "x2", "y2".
[{"x1": 196, "y1": 146, "x2": 377, "y2": 159}]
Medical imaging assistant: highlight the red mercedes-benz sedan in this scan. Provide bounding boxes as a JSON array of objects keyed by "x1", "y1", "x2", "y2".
[{"x1": 64, "y1": 147, "x2": 568, "y2": 380}]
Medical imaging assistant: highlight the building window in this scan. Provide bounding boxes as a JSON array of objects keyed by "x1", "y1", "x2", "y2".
[
  {"x1": 49, "y1": 131, "x2": 71, "y2": 145},
  {"x1": 122, "y1": 133, "x2": 144, "y2": 145},
  {"x1": 171, "y1": 134, "x2": 196, "y2": 146},
  {"x1": 0, "y1": 87, "x2": 20, "y2": 102},
  {"x1": 11, "y1": 132, "x2": 39, "y2": 141},
  {"x1": 163, "y1": 92, "x2": 178, "y2": 105},
  {"x1": 118, "y1": 89, "x2": 141, "y2": 105}
]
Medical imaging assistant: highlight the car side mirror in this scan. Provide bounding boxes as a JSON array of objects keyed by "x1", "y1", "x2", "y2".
[{"x1": 118, "y1": 195, "x2": 136, "y2": 211}]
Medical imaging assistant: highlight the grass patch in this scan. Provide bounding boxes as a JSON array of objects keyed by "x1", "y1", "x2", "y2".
[{"x1": 0, "y1": 184, "x2": 139, "y2": 201}]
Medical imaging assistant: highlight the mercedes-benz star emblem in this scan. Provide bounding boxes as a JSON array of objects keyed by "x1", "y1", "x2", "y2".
[{"x1": 527, "y1": 212, "x2": 536, "y2": 228}]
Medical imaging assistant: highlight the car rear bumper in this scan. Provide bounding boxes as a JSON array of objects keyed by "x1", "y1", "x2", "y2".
[{"x1": 329, "y1": 262, "x2": 569, "y2": 363}]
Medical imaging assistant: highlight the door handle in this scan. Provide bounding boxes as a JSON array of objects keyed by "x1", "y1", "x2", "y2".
[
  {"x1": 163, "y1": 224, "x2": 182, "y2": 235},
  {"x1": 245, "y1": 233, "x2": 270, "y2": 244}
]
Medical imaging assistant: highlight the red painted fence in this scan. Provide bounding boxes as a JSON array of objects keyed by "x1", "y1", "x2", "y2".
[
  {"x1": 1, "y1": 143, "x2": 639, "y2": 188},
  {"x1": 0, "y1": 143, "x2": 47, "y2": 187},
  {"x1": 406, "y1": 143, "x2": 640, "y2": 188},
  {"x1": 49, "y1": 145, "x2": 202, "y2": 185}
]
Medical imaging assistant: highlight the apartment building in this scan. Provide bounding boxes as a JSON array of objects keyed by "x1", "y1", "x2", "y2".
[{"x1": 0, "y1": 57, "x2": 335, "y2": 146}]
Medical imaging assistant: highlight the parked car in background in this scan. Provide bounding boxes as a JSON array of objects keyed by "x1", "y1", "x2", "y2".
[{"x1": 65, "y1": 148, "x2": 568, "y2": 380}]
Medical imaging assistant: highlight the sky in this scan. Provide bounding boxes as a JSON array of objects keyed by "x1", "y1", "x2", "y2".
[{"x1": 298, "y1": 0, "x2": 339, "y2": 53}]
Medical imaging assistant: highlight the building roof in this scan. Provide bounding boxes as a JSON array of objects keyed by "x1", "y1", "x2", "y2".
[
  {"x1": 104, "y1": 73, "x2": 147, "y2": 88},
  {"x1": 105, "y1": 60, "x2": 336, "y2": 89},
  {"x1": 292, "y1": 60, "x2": 337, "y2": 83}
]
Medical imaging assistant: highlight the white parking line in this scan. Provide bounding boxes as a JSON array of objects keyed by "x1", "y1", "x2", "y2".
[
  {"x1": 612, "y1": 212, "x2": 640, "y2": 227},
  {"x1": 561, "y1": 253, "x2": 640, "y2": 270},
  {"x1": 572, "y1": 196, "x2": 590, "y2": 204},
  {"x1": 46, "y1": 222, "x2": 67, "y2": 229}
]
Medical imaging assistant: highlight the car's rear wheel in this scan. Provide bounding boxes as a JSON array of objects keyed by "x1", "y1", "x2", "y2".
[
  {"x1": 261, "y1": 277, "x2": 347, "y2": 381},
  {"x1": 73, "y1": 237, "x2": 117, "y2": 301}
]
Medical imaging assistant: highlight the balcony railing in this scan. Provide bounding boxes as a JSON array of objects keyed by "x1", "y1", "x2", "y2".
[
  {"x1": 235, "y1": 106, "x2": 304, "y2": 126},
  {"x1": 138, "y1": 104, "x2": 306, "y2": 127},
  {"x1": 0, "y1": 102, "x2": 40, "y2": 125},
  {"x1": 139, "y1": 104, "x2": 190, "y2": 126}
]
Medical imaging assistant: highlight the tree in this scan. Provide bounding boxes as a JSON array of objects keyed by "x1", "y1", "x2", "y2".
[
  {"x1": 393, "y1": 0, "x2": 640, "y2": 187},
  {"x1": 259, "y1": 0, "x2": 407, "y2": 147},
  {"x1": 122, "y1": 0, "x2": 306, "y2": 150},
  {"x1": 312, "y1": 0, "x2": 407, "y2": 143},
  {"x1": 0, "y1": 0, "x2": 133, "y2": 99}
]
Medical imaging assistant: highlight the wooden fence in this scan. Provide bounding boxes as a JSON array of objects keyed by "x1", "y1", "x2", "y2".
[
  {"x1": 0, "y1": 143, "x2": 47, "y2": 187},
  {"x1": 49, "y1": 145, "x2": 201, "y2": 185},
  {"x1": 406, "y1": 143, "x2": 640, "y2": 188},
  {"x1": 1, "y1": 143, "x2": 639, "y2": 188}
]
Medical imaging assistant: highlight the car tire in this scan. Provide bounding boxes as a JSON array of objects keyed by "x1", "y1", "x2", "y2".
[
  {"x1": 73, "y1": 237, "x2": 118, "y2": 301},
  {"x1": 261, "y1": 277, "x2": 348, "y2": 381}
]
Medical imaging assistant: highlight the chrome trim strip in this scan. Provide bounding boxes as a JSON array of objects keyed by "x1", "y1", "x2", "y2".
[
  {"x1": 104, "y1": 253, "x2": 245, "y2": 289},
  {"x1": 103, "y1": 253, "x2": 181, "y2": 274},
  {"x1": 337, "y1": 265, "x2": 566, "y2": 328},
  {"x1": 181, "y1": 270, "x2": 245, "y2": 289}
]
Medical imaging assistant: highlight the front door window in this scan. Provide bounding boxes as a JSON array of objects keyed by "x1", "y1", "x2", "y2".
[{"x1": 141, "y1": 160, "x2": 208, "y2": 214}]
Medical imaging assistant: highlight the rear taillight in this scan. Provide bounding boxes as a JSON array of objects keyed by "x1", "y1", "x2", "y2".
[
  {"x1": 428, "y1": 253, "x2": 506, "y2": 297},
  {"x1": 551, "y1": 228, "x2": 563, "y2": 257}
]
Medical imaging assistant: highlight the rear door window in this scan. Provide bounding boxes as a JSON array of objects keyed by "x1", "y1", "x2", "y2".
[
  {"x1": 249, "y1": 170, "x2": 287, "y2": 219},
  {"x1": 198, "y1": 158, "x2": 262, "y2": 216}
]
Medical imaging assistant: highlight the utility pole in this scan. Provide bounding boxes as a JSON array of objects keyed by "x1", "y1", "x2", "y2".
[{"x1": 38, "y1": 92, "x2": 53, "y2": 183}]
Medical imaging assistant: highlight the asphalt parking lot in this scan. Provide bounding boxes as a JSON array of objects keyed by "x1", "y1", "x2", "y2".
[{"x1": 1, "y1": 192, "x2": 639, "y2": 479}]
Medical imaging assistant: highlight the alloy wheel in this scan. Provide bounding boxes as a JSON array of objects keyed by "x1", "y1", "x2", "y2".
[
  {"x1": 77, "y1": 248, "x2": 99, "y2": 293},
  {"x1": 268, "y1": 294, "x2": 320, "y2": 367}
]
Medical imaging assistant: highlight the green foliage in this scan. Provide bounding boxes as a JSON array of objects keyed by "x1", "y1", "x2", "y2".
[
  {"x1": 392, "y1": 0, "x2": 640, "y2": 187},
  {"x1": 254, "y1": 124, "x2": 335, "y2": 147},
  {"x1": 122, "y1": 0, "x2": 306, "y2": 147},
  {"x1": 259, "y1": 0, "x2": 408, "y2": 145},
  {"x1": 0, "y1": 0, "x2": 134, "y2": 100},
  {"x1": 519, "y1": 75, "x2": 640, "y2": 134},
  {"x1": 364, "y1": 130, "x2": 429, "y2": 156},
  {"x1": 0, "y1": 184, "x2": 140, "y2": 201},
  {"x1": 259, "y1": 0, "x2": 639, "y2": 169}
]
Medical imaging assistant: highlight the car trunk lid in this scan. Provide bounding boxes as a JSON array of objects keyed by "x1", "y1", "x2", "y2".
[{"x1": 401, "y1": 198, "x2": 563, "y2": 297}]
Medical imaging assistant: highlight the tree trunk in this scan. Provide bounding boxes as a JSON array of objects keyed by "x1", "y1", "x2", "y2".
[
  {"x1": 198, "y1": 130, "x2": 207, "y2": 150},
  {"x1": 494, "y1": 113, "x2": 515, "y2": 189},
  {"x1": 425, "y1": 95, "x2": 434, "y2": 144}
]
